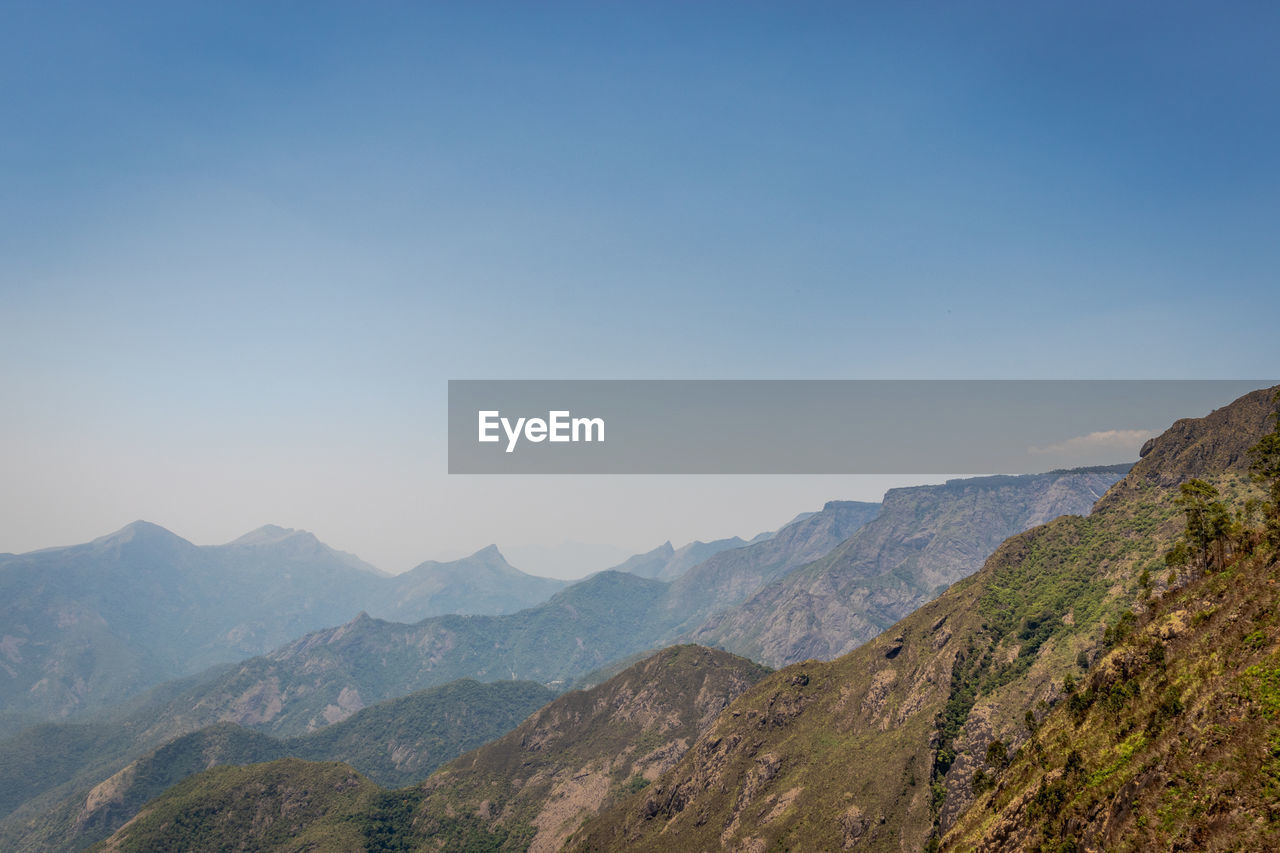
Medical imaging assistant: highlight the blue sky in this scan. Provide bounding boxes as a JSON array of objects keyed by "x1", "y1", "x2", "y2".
[{"x1": 2, "y1": 2, "x2": 1278, "y2": 574}]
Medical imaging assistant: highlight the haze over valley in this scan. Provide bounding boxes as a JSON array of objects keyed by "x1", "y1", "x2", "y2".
[{"x1": 3, "y1": 2, "x2": 1278, "y2": 850}]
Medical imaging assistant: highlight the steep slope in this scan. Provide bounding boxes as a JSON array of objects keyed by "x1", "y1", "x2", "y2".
[
  {"x1": 92, "y1": 646, "x2": 770, "y2": 853},
  {"x1": 942, "y1": 546, "x2": 1280, "y2": 852},
  {"x1": 693, "y1": 466, "x2": 1128, "y2": 668},
  {"x1": 7, "y1": 680, "x2": 553, "y2": 852},
  {"x1": 0, "y1": 526, "x2": 565, "y2": 727},
  {"x1": 568, "y1": 386, "x2": 1277, "y2": 852}
]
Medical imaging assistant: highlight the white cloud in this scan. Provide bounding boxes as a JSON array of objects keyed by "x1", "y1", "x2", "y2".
[{"x1": 1028, "y1": 429, "x2": 1158, "y2": 456}]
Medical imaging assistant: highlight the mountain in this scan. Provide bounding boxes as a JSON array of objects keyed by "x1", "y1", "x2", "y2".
[
  {"x1": 92, "y1": 645, "x2": 770, "y2": 853},
  {"x1": 0, "y1": 527, "x2": 566, "y2": 728},
  {"x1": 408, "y1": 645, "x2": 770, "y2": 853},
  {"x1": 692, "y1": 465, "x2": 1128, "y2": 667},
  {"x1": 3, "y1": 679, "x2": 553, "y2": 852},
  {"x1": 566, "y1": 386, "x2": 1278, "y2": 852}
]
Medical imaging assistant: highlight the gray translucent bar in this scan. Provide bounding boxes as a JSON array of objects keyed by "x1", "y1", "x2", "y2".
[{"x1": 447, "y1": 380, "x2": 1273, "y2": 474}]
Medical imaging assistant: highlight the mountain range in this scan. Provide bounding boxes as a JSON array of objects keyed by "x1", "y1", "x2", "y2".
[
  {"x1": 0, "y1": 525, "x2": 571, "y2": 729},
  {"x1": 0, "y1": 460, "x2": 1134, "y2": 851},
  {"x1": 71, "y1": 385, "x2": 1280, "y2": 852}
]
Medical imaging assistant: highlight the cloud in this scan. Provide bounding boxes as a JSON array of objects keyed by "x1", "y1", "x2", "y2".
[{"x1": 1028, "y1": 429, "x2": 1158, "y2": 456}]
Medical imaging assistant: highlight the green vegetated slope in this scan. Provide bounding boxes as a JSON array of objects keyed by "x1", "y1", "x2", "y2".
[
  {"x1": 91, "y1": 759, "x2": 381, "y2": 853},
  {"x1": 0, "y1": 522, "x2": 566, "y2": 730},
  {"x1": 93, "y1": 645, "x2": 770, "y2": 853},
  {"x1": 942, "y1": 545, "x2": 1280, "y2": 851},
  {"x1": 692, "y1": 466, "x2": 1128, "y2": 668},
  {"x1": 0, "y1": 680, "x2": 552, "y2": 852},
  {"x1": 568, "y1": 386, "x2": 1278, "y2": 852}
]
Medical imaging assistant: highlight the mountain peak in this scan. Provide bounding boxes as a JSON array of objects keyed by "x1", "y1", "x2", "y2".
[
  {"x1": 229, "y1": 525, "x2": 318, "y2": 547},
  {"x1": 472, "y1": 544, "x2": 509, "y2": 564},
  {"x1": 90, "y1": 520, "x2": 190, "y2": 549}
]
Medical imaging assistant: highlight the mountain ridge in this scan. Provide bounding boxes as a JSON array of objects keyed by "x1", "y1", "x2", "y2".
[{"x1": 692, "y1": 464, "x2": 1129, "y2": 667}]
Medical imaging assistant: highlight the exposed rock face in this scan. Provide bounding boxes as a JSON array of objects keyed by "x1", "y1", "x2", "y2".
[{"x1": 693, "y1": 465, "x2": 1129, "y2": 668}]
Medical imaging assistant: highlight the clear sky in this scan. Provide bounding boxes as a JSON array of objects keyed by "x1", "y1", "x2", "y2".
[{"x1": 2, "y1": 2, "x2": 1278, "y2": 576}]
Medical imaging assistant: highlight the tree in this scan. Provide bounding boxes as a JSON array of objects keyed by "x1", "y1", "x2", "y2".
[
  {"x1": 1174, "y1": 479, "x2": 1231, "y2": 572},
  {"x1": 985, "y1": 738, "x2": 1008, "y2": 768},
  {"x1": 1249, "y1": 390, "x2": 1280, "y2": 546}
]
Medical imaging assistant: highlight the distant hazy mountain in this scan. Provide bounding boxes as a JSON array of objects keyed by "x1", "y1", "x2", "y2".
[
  {"x1": 105, "y1": 503, "x2": 884, "y2": 743},
  {"x1": 0, "y1": 525, "x2": 565, "y2": 727},
  {"x1": 368, "y1": 544, "x2": 567, "y2": 622},
  {"x1": 658, "y1": 500, "x2": 884, "y2": 633},
  {"x1": 0, "y1": 680, "x2": 553, "y2": 852},
  {"x1": 607, "y1": 536, "x2": 754, "y2": 582},
  {"x1": 692, "y1": 465, "x2": 1130, "y2": 667}
]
